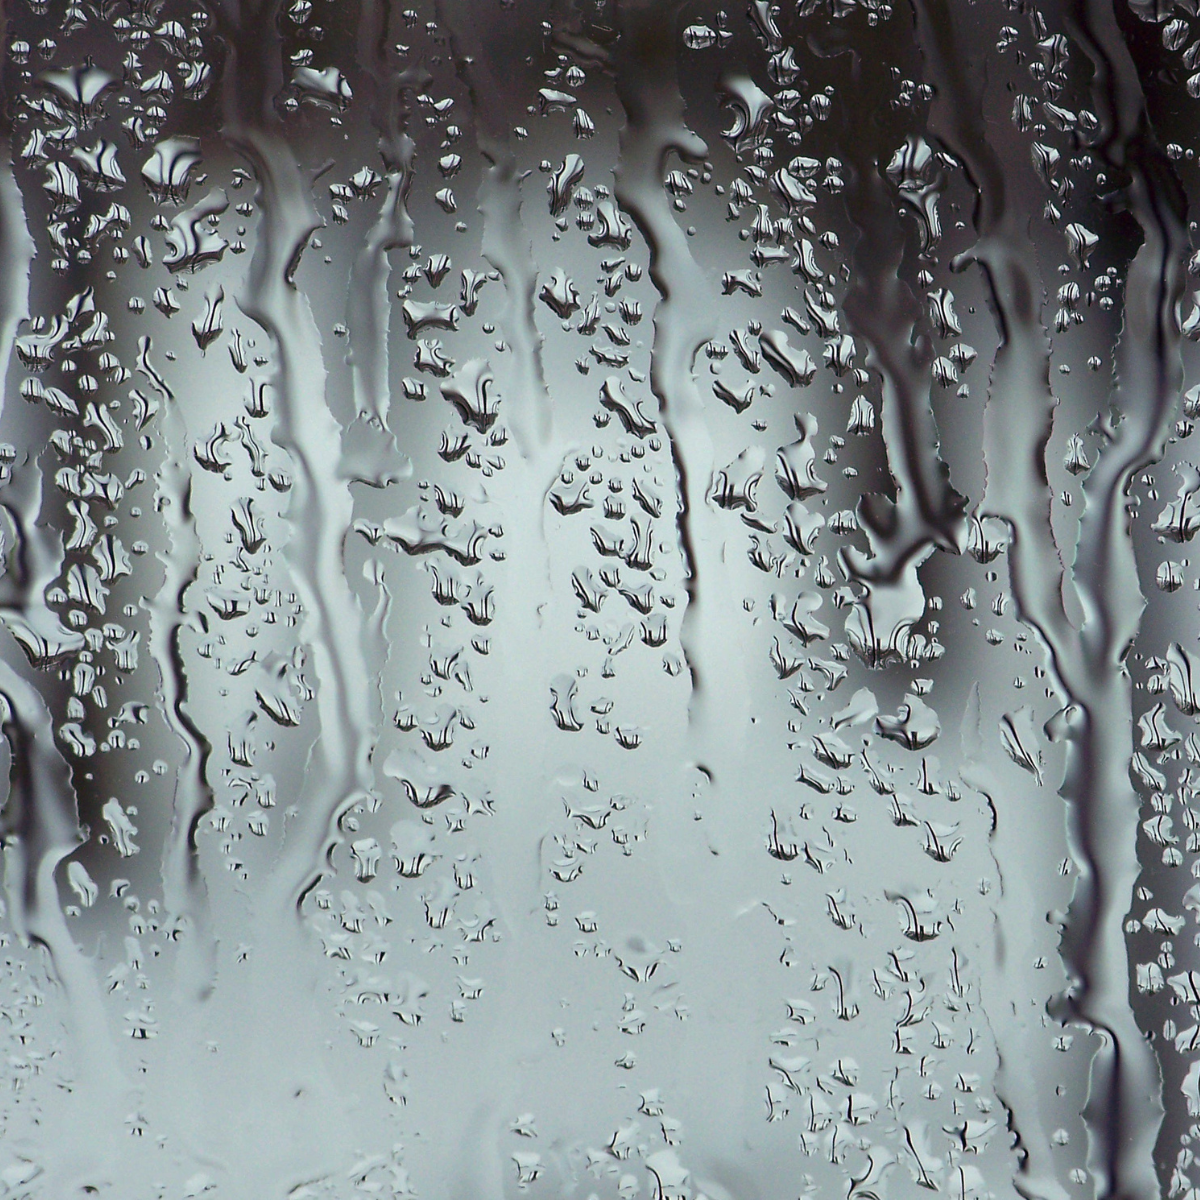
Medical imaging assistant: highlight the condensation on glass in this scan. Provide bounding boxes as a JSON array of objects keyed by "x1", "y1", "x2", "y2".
[{"x1": 0, "y1": 0, "x2": 1197, "y2": 1197}]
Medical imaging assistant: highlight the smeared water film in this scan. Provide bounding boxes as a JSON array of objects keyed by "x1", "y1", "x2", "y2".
[{"x1": 1, "y1": 0, "x2": 1200, "y2": 1197}]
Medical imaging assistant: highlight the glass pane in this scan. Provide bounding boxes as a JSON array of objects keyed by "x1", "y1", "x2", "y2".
[{"x1": 0, "y1": 2, "x2": 1196, "y2": 1198}]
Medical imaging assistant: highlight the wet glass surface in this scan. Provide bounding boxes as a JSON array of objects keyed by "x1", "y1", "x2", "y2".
[{"x1": 0, "y1": 1, "x2": 1199, "y2": 1197}]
